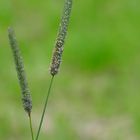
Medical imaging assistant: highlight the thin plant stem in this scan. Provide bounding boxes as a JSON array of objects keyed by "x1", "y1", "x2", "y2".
[
  {"x1": 35, "y1": 76, "x2": 54, "y2": 140},
  {"x1": 29, "y1": 113, "x2": 34, "y2": 140}
]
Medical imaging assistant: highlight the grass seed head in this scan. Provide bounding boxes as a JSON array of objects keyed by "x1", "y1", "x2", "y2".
[
  {"x1": 50, "y1": 0, "x2": 72, "y2": 76},
  {"x1": 8, "y1": 27, "x2": 32, "y2": 115}
]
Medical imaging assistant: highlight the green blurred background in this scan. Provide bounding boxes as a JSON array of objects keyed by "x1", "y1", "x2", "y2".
[{"x1": 0, "y1": 0, "x2": 140, "y2": 139}]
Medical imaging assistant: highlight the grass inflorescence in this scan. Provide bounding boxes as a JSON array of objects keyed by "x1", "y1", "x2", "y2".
[
  {"x1": 8, "y1": 27, "x2": 34, "y2": 140},
  {"x1": 50, "y1": 0, "x2": 72, "y2": 76},
  {"x1": 36, "y1": 0, "x2": 72, "y2": 139},
  {"x1": 8, "y1": 27, "x2": 32, "y2": 115},
  {"x1": 8, "y1": 0, "x2": 72, "y2": 140}
]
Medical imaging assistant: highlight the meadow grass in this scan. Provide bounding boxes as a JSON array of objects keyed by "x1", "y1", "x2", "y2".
[{"x1": 0, "y1": 0, "x2": 140, "y2": 139}]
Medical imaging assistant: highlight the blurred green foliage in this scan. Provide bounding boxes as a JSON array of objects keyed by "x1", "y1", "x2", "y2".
[{"x1": 0, "y1": 0, "x2": 140, "y2": 139}]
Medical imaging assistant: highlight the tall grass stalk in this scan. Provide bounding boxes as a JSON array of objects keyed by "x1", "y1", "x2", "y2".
[
  {"x1": 8, "y1": 27, "x2": 34, "y2": 140},
  {"x1": 35, "y1": 0, "x2": 72, "y2": 139},
  {"x1": 35, "y1": 76, "x2": 54, "y2": 140},
  {"x1": 29, "y1": 113, "x2": 35, "y2": 140}
]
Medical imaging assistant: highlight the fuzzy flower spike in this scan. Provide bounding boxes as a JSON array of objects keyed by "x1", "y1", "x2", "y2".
[
  {"x1": 50, "y1": 0, "x2": 72, "y2": 76},
  {"x1": 8, "y1": 27, "x2": 32, "y2": 115}
]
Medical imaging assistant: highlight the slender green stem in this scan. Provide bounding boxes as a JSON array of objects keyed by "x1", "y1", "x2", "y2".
[
  {"x1": 29, "y1": 113, "x2": 34, "y2": 140},
  {"x1": 35, "y1": 76, "x2": 54, "y2": 140}
]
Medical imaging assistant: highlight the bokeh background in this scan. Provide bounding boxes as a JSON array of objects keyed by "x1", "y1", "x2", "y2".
[{"x1": 0, "y1": 0, "x2": 140, "y2": 139}]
